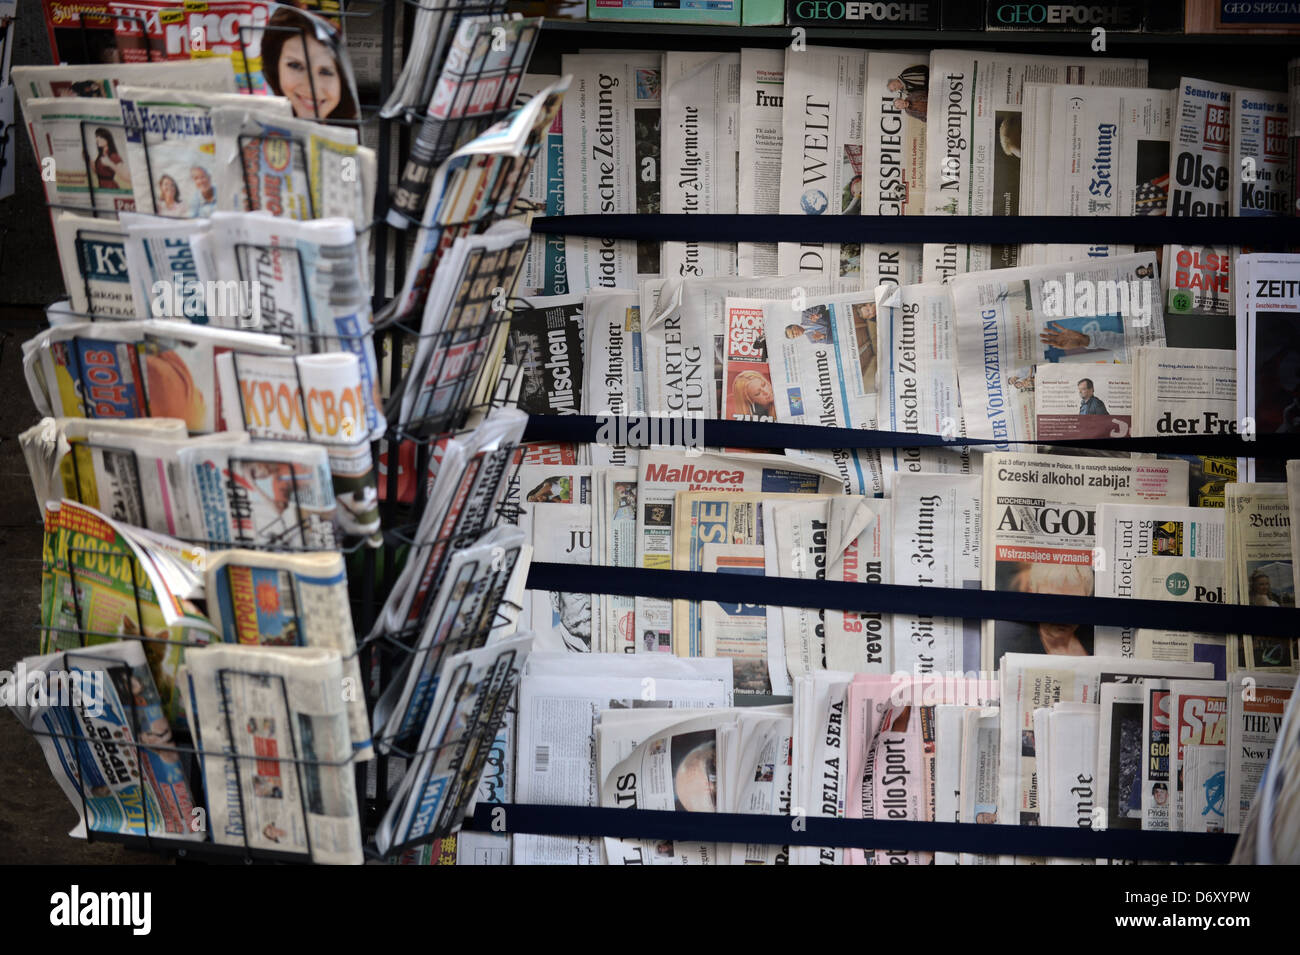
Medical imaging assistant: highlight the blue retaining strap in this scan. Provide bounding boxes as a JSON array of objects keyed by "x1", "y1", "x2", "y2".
[
  {"x1": 525, "y1": 562, "x2": 1296, "y2": 637},
  {"x1": 521, "y1": 413, "x2": 1297, "y2": 457},
  {"x1": 530, "y1": 213, "x2": 1300, "y2": 246},
  {"x1": 468, "y1": 804, "x2": 1237, "y2": 862}
]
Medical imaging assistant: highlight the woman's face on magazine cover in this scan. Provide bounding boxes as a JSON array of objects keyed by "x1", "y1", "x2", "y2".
[{"x1": 277, "y1": 33, "x2": 341, "y2": 119}]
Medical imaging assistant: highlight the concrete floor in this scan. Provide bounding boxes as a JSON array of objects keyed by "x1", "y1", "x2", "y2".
[{"x1": 0, "y1": 308, "x2": 160, "y2": 864}]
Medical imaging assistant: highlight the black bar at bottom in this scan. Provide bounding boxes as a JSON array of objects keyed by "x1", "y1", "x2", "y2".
[{"x1": 469, "y1": 803, "x2": 1237, "y2": 863}]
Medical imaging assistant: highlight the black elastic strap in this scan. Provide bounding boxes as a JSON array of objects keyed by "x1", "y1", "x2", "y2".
[
  {"x1": 531, "y1": 214, "x2": 1300, "y2": 247},
  {"x1": 525, "y1": 562, "x2": 1295, "y2": 637},
  {"x1": 521, "y1": 413, "x2": 1294, "y2": 458},
  {"x1": 469, "y1": 803, "x2": 1236, "y2": 863}
]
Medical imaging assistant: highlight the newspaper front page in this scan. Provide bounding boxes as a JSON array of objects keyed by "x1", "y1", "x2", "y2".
[
  {"x1": 737, "y1": 49, "x2": 784, "y2": 277},
  {"x1": 982, "y1": 452, "x2": 1188, "y2": 671},
  {"x1": 950, "y1": 251, "x2": 1164, "y2": 445},
  {"x1": 777, "y1": 47, "x2": 865, "y2": 292}
]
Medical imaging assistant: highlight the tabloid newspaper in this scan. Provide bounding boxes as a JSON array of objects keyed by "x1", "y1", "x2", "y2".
[
  {"x1": 515, "y1": 73, "x2": 568, "y2": 296},
  {"x1": 561, "y1": 53, "x2": 662, "y2": 292},
  {"x1": 762, "y1": 289, "x2": 884, "y2": 495},
  {"x1": 1132, "y1": 345, "x2": 1238, "y2": 507},
  {"x1": 215, "y1": 351, "x2": 380, "y2": 540},
  {"x1": 373, "y1": 526, "x2": 528, "y2": 746},
  {"x1": 204, "y1": 548, "x2": 372, "y2": 760},
  {"x1": 1167, "y1": 678, "x2": 1227, "y2": 831},
  {"x1": 1033, "y1": 362, "x2": 1133, "y2": 441},
  {"x1": 633, "y1": 450, "x2": 840, "y2": 658},
  {"x1": 387, "y1": 16, "x2": 539, "y2": 226},
  {"x1": 737, "y1": 48, "x2": 783, "y2": 278},
  {"x1": 597, "y1": 467, "x2": 639, "y2": 654},
  {"x1": 20, "y1": 417, "x2": 185, "y2": 515},
  {"x1": 957, "y1": 705, "x2": 1001, "y2": 864},
  {"x1": 530, "y1": 501, "x2": 593, "y2": 653},
  {"x1": 13, "y1": 640, "x2": 202, "y2": 842},
  {"x1": 771, "y1": 497, "x2": 888, "y2": 677},
  {"x1": 177, "y1": 438, "x2": 338, "y2": 550},
  {"x1": 211, "y1": 104, "x2": 371, "y2": 230},
  {"x1": 1227, "y1": 671, "x2": 1295, "y2": 833},
  {"x1": 197, "y1": 212, "x2": 383, "y2": 438},
  {"x1": 1140, "y1": 678, "x2": 1172, "y2": 831},
  {"x1": 382, "y1": 80, "x2": 564, "y2": 324},
  {"x1": 980, "y1": 452, "x2": 1189, "y2": 671},
  {"x1": 661, "y1": 52, "x2": 739, "y2": 281},
  {"x1": 925, "y1": 50, "x2": 1147, "y2": 276},
  {"x1": 1131, "y1": 556, "x2": 1228, "y2": 679},
  {"x1": 875, "y1": 280, "x2": 969, "y2": 476},
  {"x1": 998, "y1": 655, "x2": 1212, "y2": 848},
  {"x1": 948, "y1": 251, "x2": 1165, "y2": 446},
  {"x1": 396, "y1": 223, "x2": 530, "y2": 431},
  {"x1": 1231, "y1": 88, "x2": 1290, "y2": 216},
  {"x1": 182, "y1": 644, "x2": 363, "y2": 865},
  {"x1": 119, "y1": 212, "x2": 214, "y2": 323},
  {"x1": 670, "y1": 490, "x2": 812, "y2": 690},
  {"x1": 777, "y1": 46, "x2": 864, "y2": 292},
  {"x1": 1165, "y1": 77, "x2": 1236, "y2": 316},
  {"x1": 23, "y1": 319, "x2": 291, "y2": 433},
  {"x1": 117, "y1": 87, "x2": 291, "y2": 217},
  {"x1": 892, "y1": 472, "x2": 983, "y2": 675},
  {"x1": 1237, "y1": 253, "x2": 1300, "y2": 481}
]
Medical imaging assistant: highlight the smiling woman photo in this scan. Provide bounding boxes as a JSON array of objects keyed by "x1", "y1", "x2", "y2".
[{"x1": 261, "y1": 7, "x2": 358, "y2": 121}]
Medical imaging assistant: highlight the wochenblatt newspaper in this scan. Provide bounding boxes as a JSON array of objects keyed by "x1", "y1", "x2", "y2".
[{"x1": 981, "y1": 452, "x2": 1189, "y2": 671}]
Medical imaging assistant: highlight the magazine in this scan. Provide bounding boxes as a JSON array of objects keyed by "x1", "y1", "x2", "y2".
[{"x1": 10, "y1": 60, "x2": 236, "y2": 111}]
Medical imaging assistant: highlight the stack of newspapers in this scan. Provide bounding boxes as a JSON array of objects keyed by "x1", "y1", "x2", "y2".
[
  {"x1": 536, "y1": 50, "x2": 1299, "y2": 316},
  {"x1": 8, "y1": 496, "x2": 374, "y2": 863}
]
